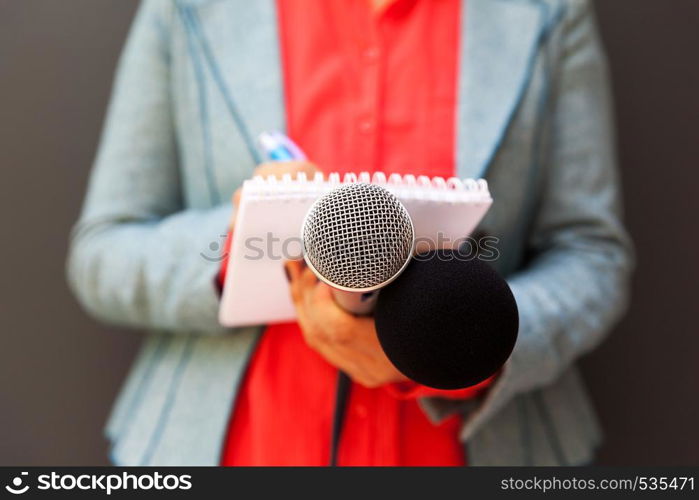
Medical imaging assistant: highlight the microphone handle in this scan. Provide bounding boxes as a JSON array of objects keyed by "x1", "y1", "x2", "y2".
[{"x1": 332, "y1": 289, "x2": 379, "y2": 315}]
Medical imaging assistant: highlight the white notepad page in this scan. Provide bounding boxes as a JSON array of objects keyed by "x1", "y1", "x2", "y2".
[{"x1": 219, "y1": 172, "x2": 492, "y2": 327}]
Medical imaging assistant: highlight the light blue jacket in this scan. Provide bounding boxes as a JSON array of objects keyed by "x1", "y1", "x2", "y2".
[{"x1": 67, "y1": 0, "x2": 633, "y2": 465}]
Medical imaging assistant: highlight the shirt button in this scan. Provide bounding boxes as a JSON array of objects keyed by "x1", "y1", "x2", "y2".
[
  {"x1": 355, "y1": 404, "x2": 368, "y2": 418},
  {"x1": 362, "y1": 46, "x2": 380, "y2": 63},
  {"x1": 358, "y1": 119, "x2": 374, "y2": 134}
]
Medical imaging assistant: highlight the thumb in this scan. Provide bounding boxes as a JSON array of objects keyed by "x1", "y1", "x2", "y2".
[{"x1": 313, "y1": 282, "x2": 355, "y2": 322}]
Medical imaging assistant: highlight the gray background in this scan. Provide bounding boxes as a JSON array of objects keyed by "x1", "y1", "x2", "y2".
[{"x1": 1, "y1": 0, "x2": 697, "y2": 465}]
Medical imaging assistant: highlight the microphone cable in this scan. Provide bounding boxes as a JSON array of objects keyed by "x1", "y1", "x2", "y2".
[{"x1": 329, "y1": 371, "x2": 352, "y2": 466}]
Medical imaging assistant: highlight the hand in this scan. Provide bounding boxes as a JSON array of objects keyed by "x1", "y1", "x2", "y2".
[
  {"x1": 229, "y1": 161, "x2": 319, "y2": 229},
  {"x1": 285, "y1": 259, "x2": 409, "y2": 388}
]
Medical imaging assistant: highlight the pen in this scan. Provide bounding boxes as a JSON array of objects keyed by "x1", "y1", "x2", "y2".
[{"x1": 258, "y1": 131, "x2": 307, "y2": 162}]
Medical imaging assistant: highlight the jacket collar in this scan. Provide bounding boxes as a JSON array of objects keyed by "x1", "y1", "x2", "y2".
[
  {"x1": 456, "y1": 0, "x2": 549, "y2": 179},
  {"x1": 179, "y1": 0, "x2": 286, "y2": 162}
]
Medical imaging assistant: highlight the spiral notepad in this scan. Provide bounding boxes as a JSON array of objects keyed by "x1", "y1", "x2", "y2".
[{"x1": 219, "y1": 172, "x2": 493, "y2": 327}]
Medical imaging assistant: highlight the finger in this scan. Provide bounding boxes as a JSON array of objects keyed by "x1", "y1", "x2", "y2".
[
  {"x1": 309, "y1": 283, "x2": 362, "y2": 346},
  {"x1": 307, "y1": 339, "x2": 375, "y2": 385},
  {"x1": 296, "y1": 277, "x2": 349, "y2": 350},
  {"x1": 296, "y1": 161, "x2": 319, "y2": 178},
  {"x1": 336, "y1": 316, "x2": 383, "y2": 356},
  {"x1": 307, "y1": 280, "x2": 343, "y2": 314},
  {"x1": 292, "y1": 293, "x2": 380, "y2": 387},
  {"x1": 301, "y1": 280, "x2": 345, "y2": 340},
  {"x1": 300, "y1": 264, "x2": 319, "y2": 289},
  {"x1": 285, "y1": 259, "x2": 305, "y2": 281},
  {"x1": 299, "y1": 270, "x2": 331, "y2": 340},
  {"x1": 293, "y1": 264, "x2": 318, "y2": 308},
  {"x1": 251, "y1": 162, "x2": 286, "y2": 178},
  {"x1": 330, "y1": 351, "x2": 379, "y2": 387},
  {"x1": 313, "y1": 281, "x2": 335, "y2": 302},
  {"x1": 326, "y1": 346, "x2": 383, "y2": 388},
  {"x1": 285, "y1": 260, "x2": 306, "y2": 307},
  {"x1": 232, "y1": 188, "x2": 242, "y2": 209},
  {"x1": 253, "y1": 161, "x2": 318, "y2": 180},
  {"x1": 327, "y1": 335, "x2": 406, "y2": 388}
]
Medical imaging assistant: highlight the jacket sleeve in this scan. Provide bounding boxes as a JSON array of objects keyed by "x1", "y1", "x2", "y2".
[
  {"x1": 422, "y1": 0, "x2": 634, "y2": 436},
  {"x1": 66, "y1": 0, "x2": 232, "y2": 334}
]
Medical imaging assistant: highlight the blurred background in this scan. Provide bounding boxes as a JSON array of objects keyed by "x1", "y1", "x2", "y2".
[{"x1": 1, "y1": 0, "x2": 697, "y2": 465}]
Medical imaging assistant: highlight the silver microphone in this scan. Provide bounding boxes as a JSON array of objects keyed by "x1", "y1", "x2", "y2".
[{"x1": 301, "y1": 183, "x2": 415, "y2": 315}]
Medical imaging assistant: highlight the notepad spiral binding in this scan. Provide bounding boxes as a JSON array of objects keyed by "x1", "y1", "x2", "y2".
[
  {"x1": 251, "y1": 171, "x2": 488, "y2": 190},
  {"x1": 245, "y1": 172, "x2": 491, "y2": 203}
]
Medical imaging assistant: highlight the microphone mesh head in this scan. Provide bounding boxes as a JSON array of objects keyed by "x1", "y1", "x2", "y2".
[{"x1": 302, "y1": 183, "x2": 414, "y2": 291}]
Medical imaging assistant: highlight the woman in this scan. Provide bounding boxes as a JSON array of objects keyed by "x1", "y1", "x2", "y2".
[{"x1": 68, "y1": 0, "x2": 632, "y2": 465}]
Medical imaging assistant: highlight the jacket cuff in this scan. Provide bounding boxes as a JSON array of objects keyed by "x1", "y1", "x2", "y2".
[{"x1": 384, "y1": 373, "x2": 497, "y2": 401}]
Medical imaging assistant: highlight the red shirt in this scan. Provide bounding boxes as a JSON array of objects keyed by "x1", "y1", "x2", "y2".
[{"x1": 220, "y1": 0, "x2": 489, "y2": 466}]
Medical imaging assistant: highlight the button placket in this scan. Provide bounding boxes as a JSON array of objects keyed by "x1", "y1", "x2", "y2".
[{"x1": 357, "y1": 44, "x2": 382, "y2": 170}]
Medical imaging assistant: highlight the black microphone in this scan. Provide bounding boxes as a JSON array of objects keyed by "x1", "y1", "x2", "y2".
[{"x1": 375, "y1": 249, "x2": 519, "y2": 390}]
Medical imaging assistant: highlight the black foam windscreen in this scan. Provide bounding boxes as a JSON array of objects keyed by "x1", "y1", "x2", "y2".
[{"x1": 375, "y1": 249, "x2": 519, "y2": 390}]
